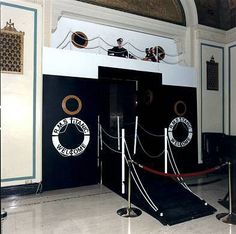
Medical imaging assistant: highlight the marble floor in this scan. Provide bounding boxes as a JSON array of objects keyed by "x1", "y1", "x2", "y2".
[{"x1": 1, "y1": 175, "x2": 236, "y2": 234}]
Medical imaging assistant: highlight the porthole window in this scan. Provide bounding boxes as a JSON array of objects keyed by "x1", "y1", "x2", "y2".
[
  {"x1": 157, "y1": 46, "x2": 165, "y2": 61},
  {"x1": 71, "y1": 31, "x2": 88, "y2": 48},
  {"x1": 174, "y1": 100, "x2": 187, "y2": 116}
]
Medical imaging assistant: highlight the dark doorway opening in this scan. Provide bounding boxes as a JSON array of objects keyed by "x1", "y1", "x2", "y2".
[
  {"x1": 98, "y1": 67, "x2": 163, "y2": 193},
  {"x1": 98, "y1": 67, "x2": 198, "y2": 192},
  {"x1": 98, "y1": 67, "x2": 208, "y2": 226}
]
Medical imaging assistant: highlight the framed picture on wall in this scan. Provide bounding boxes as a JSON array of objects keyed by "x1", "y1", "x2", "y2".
[{"x1": 206, "y1": 56, "x2": 219, "y2": 91}]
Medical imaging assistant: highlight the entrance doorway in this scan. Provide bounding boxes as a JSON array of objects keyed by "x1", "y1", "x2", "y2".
[
  {"x1": 98, "y1": 66, "x2": 198, "y2": 194},
  {"x1": 98, "y1": 67, "x2": 162, "y2": 193}
]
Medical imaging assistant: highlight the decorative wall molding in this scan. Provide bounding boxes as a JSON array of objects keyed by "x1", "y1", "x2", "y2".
[
  {"x1": 226, "y1": 28, "x2": 236, "y2": 44},
  {"x1": 195, "y1": 25, "x2": 226, "y2": 44},
  {"x1": 195, "y1": 25, "x2": 236, "y2": 44}
]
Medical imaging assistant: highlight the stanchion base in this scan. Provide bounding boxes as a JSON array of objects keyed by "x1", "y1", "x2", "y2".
[
  {"x1": 216, "y1": 213, "x2": 236, "y2": 225},
  {"x1": 117, "y1": 207, "x2": 142, "y2": 218}
]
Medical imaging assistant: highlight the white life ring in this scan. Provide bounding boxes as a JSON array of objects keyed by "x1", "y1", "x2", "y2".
[
  {"x1": 52, "y1": 117, "x2": 90, "y2": 157},
  {"x1": 168, "y1": 117, "x2": 193, "y2": 147}
]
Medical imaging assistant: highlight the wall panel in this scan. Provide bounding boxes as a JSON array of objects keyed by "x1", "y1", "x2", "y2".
[
  {"x1": 1, "y1": 0, "x2": 42, "y2": 186},
  {"x1": 201, "y1": 43, "x2": 224, "y2": 133},
  {"x1": 229, "y1": 44, "x2": 236, "y2": 134}
]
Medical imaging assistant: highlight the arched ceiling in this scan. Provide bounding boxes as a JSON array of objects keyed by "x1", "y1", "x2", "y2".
[
  {"x1": 194, "y1": 0, "x2": 236, "y2": 30},
  {"x1": 78, "y1": 0, "x2": 186, "y2": 26},
  {"x1": 77, "y1": 0, "x2": 235, "y2": 30}
]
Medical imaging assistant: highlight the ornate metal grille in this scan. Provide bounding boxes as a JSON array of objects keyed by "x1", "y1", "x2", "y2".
[
  {"x1": 0, "y1": 19, "x2": 24, "y2": 74},
  {"x1": 207, "y1": 56, "x2": 219, "y2": 91}
]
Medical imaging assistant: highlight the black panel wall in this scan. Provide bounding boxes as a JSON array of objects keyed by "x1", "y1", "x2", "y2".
[
  {"x1": 43, "y1": 75, "x2": 99, "y2": 191},
  {"x1": 161, "y1": 85, "x2": 198, "y2": 172},
  {"x1": 98, "y1": 67, "x2": 198, "y2": 197}
]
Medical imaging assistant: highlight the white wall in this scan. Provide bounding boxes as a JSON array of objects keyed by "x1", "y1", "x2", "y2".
[
  {"x1": 1, "y1": 0, "x2": 42, "y2": 187},
  {"x1": 43, "y1": 47, "x2": 197, "y2": 88},
  {"x1": 51, "y1": 17, "x2": 181, "y2": 65}
]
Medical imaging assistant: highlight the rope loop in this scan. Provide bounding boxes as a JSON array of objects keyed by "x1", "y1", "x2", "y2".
[
  {"x1": 102, "y1": 140, "x2": 121, "y2": 154},
  {"x1": 133, "y1": 161, "x2": 227, "y2": 178},
  {"x1": 56, "y1": 30, "x2": 184, "y2": 64},
  {"x1": 137, "y1": 136, "x2": 164, "y2": 158},
  {"x1": 138, "y1": 124, "x2": 164, "y2": 137},
  {"x1": 101, "y1": 127, "x2": 121, "y2": 139}
]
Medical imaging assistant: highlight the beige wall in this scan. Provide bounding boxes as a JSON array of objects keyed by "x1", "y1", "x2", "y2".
[
  {"x1": 229, "y1": 43, "x2": 236, "y2": 134},
  {"x1": 200, "y1": 42, "x2": 224, "y2": 133},
  {"x1": 1, "y1": 0, "x2": 42, "y2": 186}
]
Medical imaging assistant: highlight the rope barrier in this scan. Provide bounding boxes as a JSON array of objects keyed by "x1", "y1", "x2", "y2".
[
  {"x1": 165, "y1": 137, "x2": 200, "y2": 196},
  {"x1": 100, "y1": 121, "x2": 211, "y2": 212},
  {"x1": 167, "y1": 138, "x2": 192, "y2": 192},
  {"x1": 64, "y1": 40, "x2": 143, "y2": 60},
  {"x1": 59, "y1": 40, "x2": 183, "y2": 64},
  {"x1": 123, "y1": 122, "x2": 135, "y2": 126},
  {"x1": 61, "y1": 41, "x2": 70, "y2": 49},
  {"x1": 161, "y1": 59, "x2": 184, "y2": 65},
  {"x1": 124, "y1": 42, "x2": 145, "y2": 53},
  {"x1": 167, "y1": 139, "x2": 183, "y2": 177},
  {"x1": 138, "y1": 124, "x2": 164, "y2": 137},
  {"x1": 165, "y1": 52, "x2": 183, "y2": 57},
  {"x1": 127, "y1": 51, "x2": 142, "y2": 60},
  {"x1": 56, "y1": 31, "x2": 71, "y2": 48},
  {"x1": 56, "y1": 31, "x2": 185, "y2": 66},
  {"x1": 133, "y1": 161, "x2": 227, "y2": 178},
  {"x1": 101, "y1": 127, "x2": 121, "y2": 139},
  {"x1": 57, "y1": 31, "x2": 182, "y2": 57},
  {"x1": 166, "y1": 151, "x2": 190, "y2": 191},
  {"x1": 102, "y1": 140, "x2": 122, "y2": 154},
  {"x1": 124, "y1": 141, "x2": 159, "y2": 212},
  {"x1": 99, "y1": 119, "x2": 217, "y2": 214},
  {"x1": 137, "y1": 135, "x2": 164, "y2": 158}
]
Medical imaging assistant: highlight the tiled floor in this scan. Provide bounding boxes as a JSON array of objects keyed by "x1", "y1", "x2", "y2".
[{"x1": 1, "y1": 175, "x2": 236, "y2": 234}]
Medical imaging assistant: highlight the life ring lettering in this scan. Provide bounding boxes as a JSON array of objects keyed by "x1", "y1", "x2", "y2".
[
  {"x1": 52, "y1": 117, "x2": 90, "y2": 157},
  {"x1": 168, "y1": 117, "x2": 193, "y2": 147}
]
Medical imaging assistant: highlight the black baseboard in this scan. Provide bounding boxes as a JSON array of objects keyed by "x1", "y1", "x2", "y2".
[{"x1": 1, "y1": 183, "x2": 39, "y2": 199}]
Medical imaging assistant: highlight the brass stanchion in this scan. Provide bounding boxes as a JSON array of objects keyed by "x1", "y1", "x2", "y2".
[
  {"x1": 117, "y1": 160, "x2": 142, "y2": 218},
  {"x1": 216, "y1": 162, "x2": 236, "y2": 224}
]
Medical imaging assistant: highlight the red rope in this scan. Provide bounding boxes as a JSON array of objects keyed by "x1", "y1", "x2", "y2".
[{"x1": 135, "y1": 163, "x2": 226, "y2": 178}]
